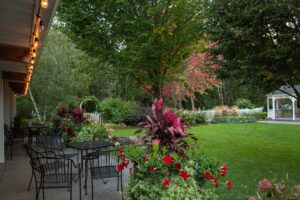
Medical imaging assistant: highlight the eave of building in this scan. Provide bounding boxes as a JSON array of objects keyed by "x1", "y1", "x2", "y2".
[{"x1": 0, "y1": 0, "x2": 59, "y2": 95}]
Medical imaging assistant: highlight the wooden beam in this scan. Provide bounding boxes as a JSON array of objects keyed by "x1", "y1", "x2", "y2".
[
  {"x1": 9, "y1": 82, "x2": 25, "y2": 94},
  {"x1": 2, "y1": 71, "x2": 26, "y2": 82},
  {"x1": 0, "y1": 44, "x2": 29, "y2": 63}
]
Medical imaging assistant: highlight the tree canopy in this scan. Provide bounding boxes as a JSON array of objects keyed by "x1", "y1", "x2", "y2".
[
  {"x1": 204, "y1": 0, "x2": 300, "y2": 99},
  {"x1": 58, "y1": 0, "x2": 205, "y2": 98}
]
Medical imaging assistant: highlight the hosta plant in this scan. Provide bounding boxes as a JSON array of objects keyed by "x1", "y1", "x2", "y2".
[{"x1": 136, "y1": 98, "x2": 196, "y2": 156}]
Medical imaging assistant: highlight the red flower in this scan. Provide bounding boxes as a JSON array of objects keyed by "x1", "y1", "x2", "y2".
[
  {"x1": 226, "y1": 180, "x2": 232, "y2": 190},
  {"x1": 119, "y1": 150, "x2": 125, "y2": 157},
  {"x1": 203, "y1": 171, "x2": 213, "y2": 180},
  {"x1": 122, "y1": 161, "x2": 129, "y2": 168},
  {"x1": 162, "y1": 179, "x2": 171, "y2": 187},
  {"x1": 213, "y1": 178, "x2": 219, "y2": 188},
  {"x1": 221, "y1": 163, "x2": 227, "y2": 177},
  {"x1": 150, "y1": 166, "x2": 156, "y2": 173},
  {"x1": 174, "y1": 163, "x2": 181, "y2": 170},
  {"x1": 63, "y1": 126, "x2": 68, "y2": 132},
  {"x1": 142, "y1": 156, "x2": 147, "y2": 163},
  {"x1": 162, "y1": 155, "x2": 174, "y2": 165},
  {"x1": 117, "y1": 163, "x2": 125, "y2": 172},
  {"x1": 132, "y1": 159, "x2": 137, "y2": 164},
  {"x1": 180, "y1": 170, "x2": 190, "y2": 180}
]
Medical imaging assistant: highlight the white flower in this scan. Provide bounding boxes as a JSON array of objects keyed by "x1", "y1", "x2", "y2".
[{"x1": 114, "y1": 142, "x2": 120, "y2": 147}]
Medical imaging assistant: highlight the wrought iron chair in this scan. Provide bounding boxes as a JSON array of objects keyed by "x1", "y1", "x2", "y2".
[
  {"x1": 41, "y1": 132, "x2": 77, "y2": 159},
  {"x1": 30, "y1": 156, "x2": 80, "y2": 200},
  {"x1": 4, "y1": 124, "x2": 14, "y2": 160},
  {"x1": 25, "y1": 144, "x2": 63, "y2": 191},
  {"x1": 87, "y1": 148, "x2": 123, "y2": 200}
]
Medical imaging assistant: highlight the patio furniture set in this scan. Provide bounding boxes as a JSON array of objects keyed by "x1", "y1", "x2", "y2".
[{"x1": 20, "y1": 125, "x2": 124, "y2": 200}]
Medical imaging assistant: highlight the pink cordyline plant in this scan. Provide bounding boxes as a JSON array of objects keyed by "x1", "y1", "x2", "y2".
[
  {"x1": 136, "y1": 98, "x2": 196, "y2": 156},
  {"x1": 258, "y1": 179, "x2": 272, "y2": 192}
]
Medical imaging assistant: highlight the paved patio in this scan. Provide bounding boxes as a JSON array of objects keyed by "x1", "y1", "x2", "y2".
[{"x1": 0, "y1": 143, "x2": 129, "y2": 200}]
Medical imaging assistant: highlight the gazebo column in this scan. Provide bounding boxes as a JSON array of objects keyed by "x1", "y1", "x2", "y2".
[
  {"x1": 272, "y1": 97, "x2": 276, "y2": 119},
  {"x1": 292, "y1": 98, "x2": 296, "y2": 121}
]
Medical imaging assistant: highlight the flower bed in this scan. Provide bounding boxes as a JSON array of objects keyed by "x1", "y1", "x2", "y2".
[{"x1": 116, "y1": 99, "x2": 232, "y2": 199}]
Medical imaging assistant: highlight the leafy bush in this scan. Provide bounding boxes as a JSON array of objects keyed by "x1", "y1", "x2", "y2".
[
  {"x1": 99, "y1": 98, "x2": 134, "y2": 124},
  {"x1": 72, "y1": 123, "x2": 108, "y2": 142},
  {"x1": 235, "y1": 98, "x2": 256, "y2": 109},
  {"x1": 212, "y1": 116, "x2": 256, "y2": 124},
  {"x1": 120, "y1": 145, "x2": 229, "y2": 200},
  {"x1": 123, "y1": 105, "x2": 150, "y2": 126},
  {"x1": 247, "y1": 112, "x2": 267, "y2": 120},
  {"x1": 176, "y1": 111, "x2": 206, "y2": 125}
]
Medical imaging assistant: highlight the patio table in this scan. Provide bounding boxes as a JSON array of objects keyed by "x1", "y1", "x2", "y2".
[
  {"x1": 26, "y1": 125, "x2": 49, "y2": 146},
  {"x1": 67, "y1": 140, "x2": 113, "y2": 196}
]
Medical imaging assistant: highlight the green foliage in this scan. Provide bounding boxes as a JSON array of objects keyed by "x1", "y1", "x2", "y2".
[
  {"x1": 16, "y1": 97, "x2": 33, "y2": 118},
  {"x1": 204, "y1": 0, "x2": 300, "y2": 99},
  {"x1": 72, "y1": 123, "x2": 108, "y2": 142},
  {"x1": 99, "y1": 98, "x2": 134, "y2": 124},
  {"x1": 123, "y1": 105, "x2": 150, "y2": 126},
  {"x1": 126, "y1": 174, "x2": 218, "y2": 200},
  {"x1": 247, "y1": 112, "x2": 268, "y2": 120},
  {"x1": 212, "y1": 116, "x2": 256, "y2": 124},
  {"x1": 79, "y1": 96, "x2": 100, "y2": 112},
  {"x1": 235, "y1": 99, "x2": 256, "y2": 109},
  {"x1": 176, "y1": 110, "x2": 206, "y2": 125},
  {"x1": 58, "y1": 0, "x2": 205, "y2": 97}
]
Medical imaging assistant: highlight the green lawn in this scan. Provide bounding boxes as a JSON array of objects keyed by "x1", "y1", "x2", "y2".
[{"x1": 112, "y1": 123, "x2": 300, "y2": 199}]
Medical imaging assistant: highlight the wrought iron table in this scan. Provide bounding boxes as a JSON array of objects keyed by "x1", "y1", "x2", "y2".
[{"x1": 67, "y1": 141, "x2": 113, "y2": 196}]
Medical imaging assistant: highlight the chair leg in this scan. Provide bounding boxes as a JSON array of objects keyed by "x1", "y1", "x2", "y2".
[
  {"x1": 91, "y1": 178, "x2": 94, "y2": 200},
  {"x1": 35, "y1": 185, "x2": 40, "y2": 200},
  {"x1": 117, "y1": 175, "x2": 119, "y2": 191},
  {"x1": 42, "y1": 188, "x2": 45, "y2": 200},
  {"x1": 27, "y1": 171, "x2": 34, "y2": 191},
  {"x1": 70, "y1": 184, "x2": 72, "y2": 200},
  {"x1": 85, "y1": 160, "x2": 88, "y2": 195}
]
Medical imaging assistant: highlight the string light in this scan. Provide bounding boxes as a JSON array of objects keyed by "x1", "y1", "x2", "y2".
[
  {"x1": 30, "y1": 59, "x2": 35, "y2": 65},
  {"x1": 41, "y1": 0, "x2": 49, "y2": 8},
  {"x1": 32, "y1": 50, "x2": 37, "y2": 58},
  {"x1": 34, "y1": 37, "x2": 39, "y2": 48}
]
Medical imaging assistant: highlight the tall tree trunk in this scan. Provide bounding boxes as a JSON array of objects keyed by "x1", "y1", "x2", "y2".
[
  {"x1": 28, "y1": 88, "x2": 41, "y2": 121},
  {"x1": 190, "y1": 96, "x2": 195, "y2": 110}
]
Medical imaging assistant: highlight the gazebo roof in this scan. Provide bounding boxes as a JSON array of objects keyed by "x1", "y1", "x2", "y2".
[{"x1": 267, "y1": 86, "x2": 300, "y2": 97}]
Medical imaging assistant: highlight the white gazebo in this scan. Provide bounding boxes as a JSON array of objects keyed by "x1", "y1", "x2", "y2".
[{"x1": 267, "y1": 86, "x2": 299, "y2": 121}]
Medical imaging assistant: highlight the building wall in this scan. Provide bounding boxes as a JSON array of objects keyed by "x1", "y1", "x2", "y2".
[
  {"x1": 0, "y1": 74, "x2": 16, "y2": 163},
  {"x1": 0, "y1": 72, "x2": 4, "y2": 163}
]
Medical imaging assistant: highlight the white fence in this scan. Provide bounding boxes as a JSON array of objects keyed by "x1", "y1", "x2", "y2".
[
  {"x1": 181, "y1": 107, "x2": 263, "y2": 122},
  {"x1": 84, "y1": 112, "x2": 104, "y2": 123}
]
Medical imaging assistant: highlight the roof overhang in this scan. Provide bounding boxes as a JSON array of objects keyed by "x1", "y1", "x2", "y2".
[{"x1": 0, "y1": 0, "x2": 59, "y2": 95}]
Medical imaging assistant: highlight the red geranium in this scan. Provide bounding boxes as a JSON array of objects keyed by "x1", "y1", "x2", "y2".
[
  {"x1": 213, "y1": 178, "x2": 219, "y2": 188},
  {"x1": 117, "y1": 163, "x2": 125, "y2": 172},
  {"x1": 226, "y1": 180, "x2": 232, "y2": 190},
  {"x1": 179, "y1": 170, "x2": 190, "y2": 180},
  {"x1": 150, "y1": 166, "x2": 156, "y2": 173},
  {"x1": 119, "y1": 150, "x2": 125, "y2": 157},
  {"x1": 174, "y1": 163, "x2": 181, "y2": 170},
  {"x1": 203, "y1": 171, "x2": 214, "y2": 180},
  {"x1": 221, "y1": 163, "x2": 227, "y2": 177},
  {"x1": 142, "y1": 156, "x2": 147, "y2": 163},
  {"x1": 162, "y1": 155, "x2": 174, "y2": 165},
  {"x1": 162, "y1": 179, "x2": 171, "y2": 187}
]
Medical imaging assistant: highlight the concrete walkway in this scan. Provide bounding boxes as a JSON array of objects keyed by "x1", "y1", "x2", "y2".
[
  {"x1": 0, "y1": 143, "x2": 129, "y2": 200},
  {"x1": 258, "y1": 120, "x2": 300, "y2": 125}
]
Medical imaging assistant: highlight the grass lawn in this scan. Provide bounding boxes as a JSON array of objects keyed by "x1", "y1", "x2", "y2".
[{"x1": 112, "y1": 123, "x2": 300, "y2": 199}]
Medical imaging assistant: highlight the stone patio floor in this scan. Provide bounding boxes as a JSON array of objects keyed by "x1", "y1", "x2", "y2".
[{"x1": 0, "y1": 142, "x2": 129, "y2": 200}]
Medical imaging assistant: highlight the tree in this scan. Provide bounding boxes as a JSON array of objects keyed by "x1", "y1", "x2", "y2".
[
  {"x1": 30, "y1": 27, "x2": 92, "y2": 117},
  {"x1": 162, "y1": 45, "x2": 220, "y2": 109},
  {"x1": 57, "y1": 0, "x2": 205, "y2": 98},
  {"x1": 204, "y1": 0, "x2": 300, "y2": 99}
]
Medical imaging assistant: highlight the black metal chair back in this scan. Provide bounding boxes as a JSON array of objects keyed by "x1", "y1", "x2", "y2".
[
  {"x1": 88, "y1": 147, "x2": 123, "y2": 200},
  {"x1": 30, "y1": 156, "x2": 77, "y2": 200}
]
